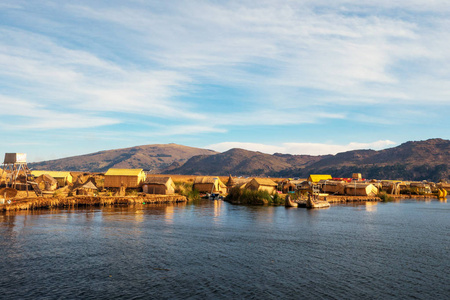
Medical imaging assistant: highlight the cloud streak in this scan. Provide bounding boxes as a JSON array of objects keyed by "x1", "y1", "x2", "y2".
[
  {"x1": 208, "y1": 140, "x2": 397, "y2": 155},
  {"x1": 0, "y1": 0, "x2": 448, "y2": 160}
]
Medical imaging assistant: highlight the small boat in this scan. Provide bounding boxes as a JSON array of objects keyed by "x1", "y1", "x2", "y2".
[
  {"x1": 306, "y1": 194, "x2": 330, "y2": 209},
  {"x1": 285, "y1": 195, "x2": 298, "y2": 207},
  {"x1": 284, "y1": 195, "x2": 310, "y2": 208},
  {"x1": 438, "y1": 189, "x2": 448, "y2": 199},
  {"x1": 209, "y1": 193, "x2": 223, "y2": 200}
]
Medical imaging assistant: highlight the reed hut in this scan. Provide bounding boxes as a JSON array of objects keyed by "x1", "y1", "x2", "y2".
[
  {"x1": 104, "y1": 168, "x2": 146, "y2": 189},
  {"x1": 297, "y1": 180, "x2": 312, "y2": 191},
  {"x1": 437, "y1": 182, "x2": 450, "y2": 192},
  {"x1": 31, "y1": 171, "x2": 73, "y2": 187},
  {"x1": 380, "y1": 181, "x2": 402, "y2": 195},
  {"x1": 308, "y1": 174, "x2": 332, "y2": 183},
  {"x1": 34, "y1": 174, "x2": 58, "y2": 191},
  {"x1": 409, "y1": 182, "x2": 432, "y2": 194},
  {"x1": 245, "y1": 178, "x2": 278, "y2": 194},
  {"x1": 75, "y1": 181, "x2": 98, "y2": 196},
  {"x1": 321, "y1": 180, "x2": 345, "y2": 195},
  {"x1": 345, "y1": 183, "x2": 379, "y2": 196},
  {"x1": 282, "y1": 181, "x2": 297, "y2": 193},
  {"x1": 226, "y1": 175, "x2": 251, "y2": 192},
  {"x1": 142, "y1": 176, "x2": 175, "y2": 195},
  {"x1": 226, "y1": 175, "x2": 235, "y2": 192},
  {"x1": 193, "y1": 177, "x2": 227, "y2": 194}
]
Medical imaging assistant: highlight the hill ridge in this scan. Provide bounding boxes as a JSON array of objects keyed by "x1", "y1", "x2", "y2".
[
  {"x1": 28, "y1": 138, "x2": 450, "y2": 181},
  {"x1": 29, "y1": 144, "x2": 218, "y2": 173}
]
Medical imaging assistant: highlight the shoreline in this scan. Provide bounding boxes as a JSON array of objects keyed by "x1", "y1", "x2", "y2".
[
  {"x1": 326, "y1": 194, "x2": 438, "y2": 203},
  {"x1": 0, "y1": 194, "x2": 187, "y2": 212},
  {"x1": 1, "y1": 193, "x2": 445, "y2": 212}
]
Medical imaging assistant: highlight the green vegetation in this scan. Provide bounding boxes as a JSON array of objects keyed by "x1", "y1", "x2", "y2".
[
  {"x1": 225, "y1": 187, "x2": 284, "y2": 206},
  {"x1": 378, "y1": 192, "x2": 394, "y2": 202},
  {"x1": 174, "y1": 181, "x2": 200, "y2": 201}
]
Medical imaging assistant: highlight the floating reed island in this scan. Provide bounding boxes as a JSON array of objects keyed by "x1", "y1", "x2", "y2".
[
  {"x1": 1, "y1": 159, "x2": 448, "y2": 211},
  {"x1": 0, "y1": 194, "x2": 187, "y2": 212}
]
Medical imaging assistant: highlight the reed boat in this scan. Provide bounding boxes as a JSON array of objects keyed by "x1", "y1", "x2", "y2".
[
  {"x1": 285, "y1": 195, "x2": 298, "y2": 207},
  {"x1": 306, "y1": 195, "x2": 330, "y2": 209},
  {"x1": 284, "y1": 195, "x2": 307, "y2": 208},
  {"x1": 438, "y1": 188, "x2": 448, "y2": 199}
]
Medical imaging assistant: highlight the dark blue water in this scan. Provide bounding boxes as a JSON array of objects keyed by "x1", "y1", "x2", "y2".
[{"x1": 1, "y1": 199, "x2": 449, "y2": 299}]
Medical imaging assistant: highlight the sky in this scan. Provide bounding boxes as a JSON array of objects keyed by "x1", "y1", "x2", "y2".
[{"x1": 0, "y1": 0, "x2": 449, "y2": 162}]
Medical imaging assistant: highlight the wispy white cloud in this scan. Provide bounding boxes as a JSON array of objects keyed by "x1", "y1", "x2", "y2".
[
  {"x1": 0, "y1": 0, "x2": 449, "y2": 141},
  {"x1": 62, "y1": 0, "x2": 450, "y2": 109},
  {"x1": 0, "y1": 27, "x2": 203, "y2": 127},
  {"x1": 207, "y1": 140, "x2": 397, "y2": 155},
  {"x1": 214, "y1": 110, "x2": 345, "y2": 126},
  {"x1": 0, "y1": 95, "x2": 119, "y2": 129}
]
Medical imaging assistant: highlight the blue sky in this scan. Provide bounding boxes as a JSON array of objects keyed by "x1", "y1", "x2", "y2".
[{"x1": 1, "y1": 0, "x2": 449, "y2": 162}]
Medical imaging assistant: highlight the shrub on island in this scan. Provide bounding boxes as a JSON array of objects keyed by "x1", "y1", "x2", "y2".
[{"x1": 224, "y1": 187, "x2": 284, "y2": 206}]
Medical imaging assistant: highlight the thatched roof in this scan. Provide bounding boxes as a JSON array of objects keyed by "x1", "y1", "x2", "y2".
[
  {"x1": 105, "y1": 168, "x2": 144, "y2": 176},
  {"x1": 77, "y1": 181, "x2": 98, "y2": 190},
  {"x1": 194, "y1": 176, "x2": 226, "y2": 188},
  {"x1": 251, "y1": 178, "x2": 277, "y2": 187},
  {"x1": 345, "y1": 183, "x2": 375, "y2": 189},
  {"x1": 226, "y1": 175, "x2": 235, "y2": 187},
  {"x1": 35, "y1": 174, "x2": 57, "y2": 184},
  {"x1": 283, "y1": 182, "x2": 296, "y2": 187},
  {"x1": 144, "y1": 176, "x2": 172, "y2": 185},
  {"x1": 289, "y1": 180, "x2": 305, "y2": 185},
  {"x1": 31, "y1": 171, "x2": 72, "y2": 179},
  {"x1": 194, "y1": 176, "x2": 215, "y2": 184}
]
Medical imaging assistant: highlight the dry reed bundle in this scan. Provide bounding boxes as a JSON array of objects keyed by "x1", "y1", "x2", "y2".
[{"x1": 0, "y1": 193, "x2": 188, "y2": 212}]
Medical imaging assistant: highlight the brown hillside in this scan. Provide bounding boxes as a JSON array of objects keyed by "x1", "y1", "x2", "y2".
[
  {"x1": 168, "y1": 148, "x2": 326, "y2": 176},
  {"x1": 285, "y1": 138, "x2": 450, "y2": 181},
  {"x1": 29, "y1": 144, "x2": 217, "y2": 172}
]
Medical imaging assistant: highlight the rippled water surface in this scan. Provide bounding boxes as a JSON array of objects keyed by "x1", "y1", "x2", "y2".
[{"x1": 1, "y1": 199, "x2": 449, "y2": 299}]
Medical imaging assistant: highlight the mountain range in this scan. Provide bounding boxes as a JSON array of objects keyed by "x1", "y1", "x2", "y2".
[
  {"x1": 29, "y1": 138, "x2": 450, "y2": 181},
  {"x1": 29, "y1": 144, "x2": 217, "y2": 173}
]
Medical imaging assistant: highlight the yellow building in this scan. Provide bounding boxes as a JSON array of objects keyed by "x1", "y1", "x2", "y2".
[
  {"x1": 308, "y1": 174, "x2": 332, "y2": 183},
  {"x1": 104, "y1": 168, "x2": 146, "y2": 188}
]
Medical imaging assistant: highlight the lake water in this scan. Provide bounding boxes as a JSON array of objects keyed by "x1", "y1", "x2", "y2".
[{"x1": 0, "y1": 199, "x2": 449, "y2": 299}]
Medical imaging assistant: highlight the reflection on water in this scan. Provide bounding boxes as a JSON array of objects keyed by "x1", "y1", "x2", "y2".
[
  {"x1": 165, "y1": 205, "x2": 174, "y2": 224},
  {"x1": 365, "y1": 201, "x2": 378, "y2": 212},
  {"x1": 0, "y1": 199, "x2": 449, "y2": 299}
]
